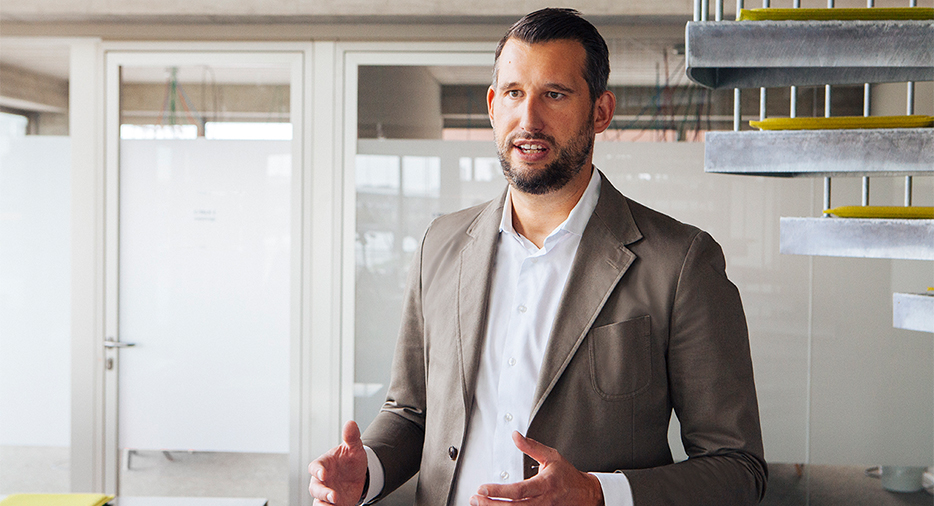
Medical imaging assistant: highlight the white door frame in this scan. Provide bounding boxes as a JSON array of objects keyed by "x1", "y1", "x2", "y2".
[{"x1": 101, "y1": 44, "x2": 311, "y2": 504}]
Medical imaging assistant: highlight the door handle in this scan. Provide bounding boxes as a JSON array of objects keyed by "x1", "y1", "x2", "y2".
[{"x1": 104, "y1": 338, "x2": 136, "y2": 348}]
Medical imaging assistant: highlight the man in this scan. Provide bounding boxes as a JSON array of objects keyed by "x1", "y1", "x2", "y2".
[{"x1": 310, "y1": 8, "x2": 767, "y2": 506}]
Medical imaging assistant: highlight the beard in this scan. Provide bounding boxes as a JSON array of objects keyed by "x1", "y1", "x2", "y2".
[{"x1": 496, "y1": 119, "x2": 595, "y2": 195}]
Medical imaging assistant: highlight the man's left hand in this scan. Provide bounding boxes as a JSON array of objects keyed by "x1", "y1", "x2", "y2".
[{"x1": 469, "y1": 431, "x2": 605, "y2": 506}]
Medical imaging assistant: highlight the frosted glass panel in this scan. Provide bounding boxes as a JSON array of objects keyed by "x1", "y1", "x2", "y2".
[
  {"x1": 0, "y1": 133, "x2": 71, "y2": 493},
  {"x1": 354, "y1": 139, "x2": 817, "y2": 466},
  {"x1": 354, "y1": 139, "x2": 505, "y2": 434},
  {"x1": 119, "y1": 138, "x2": 291, "y2": 453}
]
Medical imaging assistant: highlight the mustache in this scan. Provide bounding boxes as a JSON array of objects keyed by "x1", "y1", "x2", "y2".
[{"x1": 506, "y1": 132, "x2": 556, "y2": 145}]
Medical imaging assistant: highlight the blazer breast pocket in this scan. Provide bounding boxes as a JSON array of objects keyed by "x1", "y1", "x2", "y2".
[{"x1": 588, "y1": 315, "x2": 652, "y2": 400}]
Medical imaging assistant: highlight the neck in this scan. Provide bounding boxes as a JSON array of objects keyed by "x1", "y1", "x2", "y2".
[{"x1": 510, "y1": 165, "x2": 593, "y2": 249}]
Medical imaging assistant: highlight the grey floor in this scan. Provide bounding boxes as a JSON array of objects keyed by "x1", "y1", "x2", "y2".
[{"x1": 2, "y1": 447, "x2": 930, "y2": 505}]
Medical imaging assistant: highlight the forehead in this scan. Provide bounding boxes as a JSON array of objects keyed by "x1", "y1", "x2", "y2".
[{"x1": 495, "y1": 38, "x2": 588, "y2": 88}]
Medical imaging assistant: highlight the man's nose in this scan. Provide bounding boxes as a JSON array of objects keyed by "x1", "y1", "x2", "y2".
[{"x1": 518, "y1": 96, "x2": 544, "y2": 133}]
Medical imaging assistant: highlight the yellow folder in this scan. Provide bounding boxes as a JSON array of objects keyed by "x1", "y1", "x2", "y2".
[
  {"x1": 823, "y1": 206, "x2": 934, "y2": 219},
  {"x1": 750, "y1": 115, "x2": 934, "y2": 130},
  {"x1": 0, "y1": 494, "x2": 114, "y2": 506},
  {"x1": 737, "y1": 7, "x2": 934, "y2": 21}
]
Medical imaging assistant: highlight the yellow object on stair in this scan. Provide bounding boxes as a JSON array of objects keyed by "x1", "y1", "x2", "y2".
[
  {"x1": 750, "y1": 115, "x2": 934, "y2": 130},
  {"x1": 822, "y1": 206, "x2": 934, "y2": 219},
  {"x1": 737, "y1": 7, "x2": 934, "y2": 21},
  {"x1": 0, "y1": 494, "x2": 114, "y2": 506}
]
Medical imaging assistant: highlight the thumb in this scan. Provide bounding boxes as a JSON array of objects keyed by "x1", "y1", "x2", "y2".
[
  {"x1": 342, "y1": 420, "x2": 363, "y2": 449},
  {"x1": 512, "y1": 430, "x2": 558, "y2": 467}
]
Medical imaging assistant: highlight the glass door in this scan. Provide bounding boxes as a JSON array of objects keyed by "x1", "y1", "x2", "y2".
[
  {"x1": 104, "y1": 50, "x2": 303, "y2": 505},
  {"x1": 341, "y1": 48, "x2": 498, "y2": 504}
]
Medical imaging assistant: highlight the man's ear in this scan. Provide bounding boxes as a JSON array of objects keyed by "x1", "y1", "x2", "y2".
[
  {"x1": 592, "y1": 90, "x2": 617, "y2": 134},
  {"x1": 487, "y1": 86, "x2": 496, "y2": 126}
]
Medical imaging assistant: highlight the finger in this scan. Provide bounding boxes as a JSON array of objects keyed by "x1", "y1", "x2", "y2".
[
  {"x1": 476, "y1": 479, "x2": 543, "y2": 501},
  {"x1": 308, "y1": 459, "x2": 326, "y2": 482},
  {"x1": 342, "y1": 420, "x2": 362, "y2": 449},
  {"x1": 308, "y1": 476, "x2": 337, "y2": 504},
  {"x1": 512, "y1": 431, "x2": 558, "y2": 467}
]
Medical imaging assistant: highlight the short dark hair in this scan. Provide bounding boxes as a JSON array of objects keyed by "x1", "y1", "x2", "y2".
[{"x1": 493, "y1": 8, "x2": 610, "y2": 103}]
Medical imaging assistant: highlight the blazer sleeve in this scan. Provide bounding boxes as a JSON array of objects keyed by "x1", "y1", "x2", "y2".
[
  {"x1": 360, "y1": 227, "x2": 430, "y2": 498},
  {"x1": 624, "y1": 231, "x2": 768, "y2": 506}
]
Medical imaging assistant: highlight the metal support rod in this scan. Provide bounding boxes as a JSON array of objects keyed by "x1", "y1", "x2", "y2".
[
  {"x1": 694, "y1": 0, "x2": 702, "y2": 21},
  {"x1": 732, "y1": 0, "x2": 743, "y2": 130},
  {"x1": 734, "y1": 89, "x2": 741, "y2": 131},
  {"x1": 702, "y1": 0, "x2": 709, "y2": 21},
  {"x1": 905, "y1": 176, "x2": 913, "y2": 206},
  {"x1": 716, "y1": 0, "x2": 723, "y2": 21},
  {"x1": 862, "y1": 177, "x2": 870, "y2": 206},
  {"x1": 759, "y1": 0, "x2": 769, "y2": 126},
  {"x1": 791, "y1": 0, "x2": 799, "y2": 117},
  {"x1": 760, "y1": 88, "x2": 767, "y2": 121},
  {"x1": 790, "y1": 86, "x2": 797, "y2": 118},
  {"x1": 906, "y1": 4, "x2": 915, "y2": 208},
  {"x1": 823, "y1": 21, "x2": 831, "y2": 215}
]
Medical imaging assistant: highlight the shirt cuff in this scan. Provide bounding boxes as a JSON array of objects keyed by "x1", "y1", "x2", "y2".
[
  {"x1": 361, "y1": 445, "x2": 385, "y2": 504},
  {"x1": 591, "y1": 471, "x2": 634, "y2": 506}
]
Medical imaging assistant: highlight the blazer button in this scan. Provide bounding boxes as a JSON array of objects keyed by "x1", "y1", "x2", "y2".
[{"x1": 448, "y1": 446, "x2": 458, "y2": 461}]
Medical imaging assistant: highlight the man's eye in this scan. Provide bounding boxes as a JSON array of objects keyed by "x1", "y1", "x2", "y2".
[
  {"x1": 507, "y1": 90, "x2": 521, "y2": 98},
  {"x1": 547, "y1": 91, "x2": 565, "y2": 100}
]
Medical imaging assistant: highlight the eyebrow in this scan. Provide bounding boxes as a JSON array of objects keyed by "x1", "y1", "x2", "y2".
[{"x1": 498, "y1": 81, "x2": 577, "y2": 95}]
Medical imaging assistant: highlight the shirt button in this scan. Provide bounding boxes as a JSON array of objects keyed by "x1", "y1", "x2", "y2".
[
  {"x1": 504, "y1": 413, "x2": 513, "y2": 422},
  {"x1": 500, "y1": 471, "x2": 509, "y2": 480},
  {"x1": 517, "y1": 305, "x2": 527, "y2": 313},
  {"x1": 507, "y1": 357, "x2": 516, "y2": 366},
  {"x1": 448, "y1": 446, "x2": 458, "y2": 461}
]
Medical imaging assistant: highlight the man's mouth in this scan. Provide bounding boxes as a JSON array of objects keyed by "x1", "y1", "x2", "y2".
[{"x1": 514, "y1": 141, "x2": 549, "y2": 154}]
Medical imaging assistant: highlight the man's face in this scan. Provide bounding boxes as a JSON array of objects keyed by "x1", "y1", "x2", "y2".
[{"x1": 488, "y1": 38, "x2": 597, "y2": 195}]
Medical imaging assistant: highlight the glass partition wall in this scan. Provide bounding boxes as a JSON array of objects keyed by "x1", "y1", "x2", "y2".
[
  {"x1": 350, "y1": 59, "x2": 503, "y2": 505},
  {"x1": 345, "y1": 43, "x2": 932, "y2": 506},
  {"x1": 0, "y1": 40, "x2": 72, "y2": 495}
]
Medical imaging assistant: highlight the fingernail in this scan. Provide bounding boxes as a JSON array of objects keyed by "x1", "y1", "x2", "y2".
[
  {"x1": 327, "y1": 493, "x2": 334, "y2": 503},
  {"x1": 469, "y1": 498, "x2": 479, "y2": 506}
]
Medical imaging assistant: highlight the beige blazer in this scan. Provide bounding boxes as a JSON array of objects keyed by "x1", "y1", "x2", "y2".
[{"x1": 362, "y1": 173, "x2": 767, "y2": 506}]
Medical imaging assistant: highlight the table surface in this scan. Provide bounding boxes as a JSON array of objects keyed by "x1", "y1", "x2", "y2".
[
  {"x1": 0, "y1": 496, "x2": 267, "y2": 506},
  {"x1": 112, "y1": 498, "x2": 267, "y2": 506}
]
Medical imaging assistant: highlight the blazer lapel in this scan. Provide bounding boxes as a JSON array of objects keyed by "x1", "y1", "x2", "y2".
[
  {"x1": 531, "y1": 175, "x2": 643, "y2": 419},
  {"x1": 456, "y1": 193, "x2": 506, "y2": 412}
]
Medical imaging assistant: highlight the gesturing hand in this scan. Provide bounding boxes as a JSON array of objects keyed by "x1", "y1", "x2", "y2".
[
  {"x1": 470, "y1": 431, "x2": 605, "y2": 506},
  {"x1": 308, "y1": 420, "x2": 369, "y2": 506}
]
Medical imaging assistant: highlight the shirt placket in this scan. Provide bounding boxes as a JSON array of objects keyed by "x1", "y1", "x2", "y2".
[{"x1": 491, "y1": 243, "x2": 544, "y2": 484}]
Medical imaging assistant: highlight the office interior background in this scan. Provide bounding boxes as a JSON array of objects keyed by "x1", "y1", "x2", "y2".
[{"x1": 0, "y1": 0, "x2": 932, "y2": 504}]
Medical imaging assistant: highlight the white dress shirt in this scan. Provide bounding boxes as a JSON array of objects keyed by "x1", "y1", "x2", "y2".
[{"x1": 364, "y1": 169, "x2": 633, "y2": 506}]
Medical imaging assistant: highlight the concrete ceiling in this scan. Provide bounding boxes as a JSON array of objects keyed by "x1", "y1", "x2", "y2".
[{"x1": 1, "y1": 0, "x2": 929, "y2": 99}]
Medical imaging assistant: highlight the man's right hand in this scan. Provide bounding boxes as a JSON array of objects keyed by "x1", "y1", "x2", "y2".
[{"x1": 308, "y1": 420, "x2": 369, "y2": 506}]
